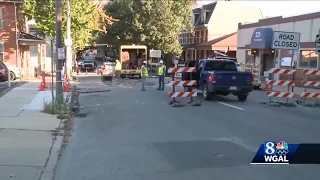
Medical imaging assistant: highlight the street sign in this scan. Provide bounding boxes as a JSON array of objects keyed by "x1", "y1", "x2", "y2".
[
  {"x1": 272, "y1": 31, "x2": 301, "y2": 50},
  {"x1": 57, "y1": 48, "x2": 65, "y2": 60},
  {"x1": 150, "y1": 50, "x2": 161, "y2": 58},
  {"x1": 315, "y1": 29, "x2": 320, "y2": 54}
]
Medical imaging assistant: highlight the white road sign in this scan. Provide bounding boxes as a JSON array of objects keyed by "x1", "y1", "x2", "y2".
[
  {"x1": 272, "y1": 31, "x2": 301, "y2": 50},
  {"x1": 57, "y1": 48, "x2": 65, "y2": 60},
  {"x1": 150, "y1": 50, "x2": 161, "y2": 58}
]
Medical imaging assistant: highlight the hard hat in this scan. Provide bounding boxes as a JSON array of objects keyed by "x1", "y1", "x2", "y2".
[
  {"x1": 143, "y1": 61, "x2": 147, "y2": 64},
  {"x1": 159, "y1": 60, "x2": 163, "y2": 64}
]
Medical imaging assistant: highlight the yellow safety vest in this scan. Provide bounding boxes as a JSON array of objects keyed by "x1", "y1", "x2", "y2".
[
  {"x1": 115, "y1": 60, "x2": 121, "y2": 71},
  {"x1": 141, "y1": 66, "x2": 148, "y2": 77},
  {"x1": 158, "y1": 66, "x2": 164, "y2": 76}
]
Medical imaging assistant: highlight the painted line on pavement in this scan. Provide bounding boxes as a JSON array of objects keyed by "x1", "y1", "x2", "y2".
[{"x1": 217, "y1": 101, "x2": 245, "y2": 111}]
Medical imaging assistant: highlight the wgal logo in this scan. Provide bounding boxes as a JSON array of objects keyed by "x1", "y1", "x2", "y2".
[{"x1": 264, "y1": 141, "x2": 289, "y2": 164}]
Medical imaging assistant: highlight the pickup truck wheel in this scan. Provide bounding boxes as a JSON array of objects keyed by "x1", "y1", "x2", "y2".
[
  {"x1": 237, "y1": 95, "x2": 248, "y2": 101},
  {"x1": 203, "y1": 83, "x2": 212, "y2": 100}
]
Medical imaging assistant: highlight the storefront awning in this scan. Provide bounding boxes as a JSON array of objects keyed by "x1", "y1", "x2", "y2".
[
  {"x1": 196, "y1": 32, "x2": 237, "y2": 51},
  {"x1": 250, "y1": 28, "x2": 273, "y2": 49}
]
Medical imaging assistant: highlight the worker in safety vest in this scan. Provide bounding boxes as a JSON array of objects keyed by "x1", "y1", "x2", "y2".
[
  {"x1": 141, "y1": 61, "x2": 148, "y2": 91},
  {"x1": 114, "y1": 58, "x2": 121, "y2": 84},
  {"x1": 157, "y1": 60, "x2": 166, "y2": 90}
]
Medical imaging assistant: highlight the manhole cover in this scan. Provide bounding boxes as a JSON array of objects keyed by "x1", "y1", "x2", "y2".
[{"x1": 76, "y1": 113, "x2": 87, "y2": 118}]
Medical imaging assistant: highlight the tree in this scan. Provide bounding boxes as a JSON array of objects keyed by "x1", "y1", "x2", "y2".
[
  {"x1": 23, "y1": 0, "x2": 114, "y2": 49},
  {"x1": 103, "y1": 0, "x2": 194, "y2": 56}
]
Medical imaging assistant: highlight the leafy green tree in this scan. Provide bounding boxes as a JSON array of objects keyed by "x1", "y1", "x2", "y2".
[
  {"x1": 23, "y1": 0, "x2": 114, "y2": 49},
  {"x1": 103, "y1": 0, "x2": 194, "y2": 56}
]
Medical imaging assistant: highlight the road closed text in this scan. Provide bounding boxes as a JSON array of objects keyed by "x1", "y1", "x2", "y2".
[{"x1": 272, "y1": 31, "x2": 301, "y2": 50}]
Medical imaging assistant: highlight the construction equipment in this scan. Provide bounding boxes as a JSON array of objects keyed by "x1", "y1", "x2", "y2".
[{"x1": 119, "y1": 45, "x2": 147, "y2": 79}]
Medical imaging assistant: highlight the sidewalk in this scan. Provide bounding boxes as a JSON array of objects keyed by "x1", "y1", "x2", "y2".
[{"x1": 0, "y1": 82, "x2": 62, "y2": 180}]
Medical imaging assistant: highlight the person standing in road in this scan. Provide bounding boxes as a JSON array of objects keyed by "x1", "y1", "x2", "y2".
[
  {"x1": 141, "y1": 61, "x2": 148, "y2": 91},
  {"x1": 157, "y1": 60, "x2": 166, "y2": 90},
  {"x1": 114, "y1": 58, "x2": 121, "y2": 84}
]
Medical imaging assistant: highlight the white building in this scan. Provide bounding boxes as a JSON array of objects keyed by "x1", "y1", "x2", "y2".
[{"x1": 237, "y1": 12, "x2": 320, "y2": 80}]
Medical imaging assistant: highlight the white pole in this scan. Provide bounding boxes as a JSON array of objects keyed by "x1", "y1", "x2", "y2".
[{"x1": 65, "y1": 0, "x2": 72, "y2": 79}]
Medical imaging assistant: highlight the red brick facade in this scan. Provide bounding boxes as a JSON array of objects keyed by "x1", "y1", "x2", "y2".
[{"x1": 0, "y1": 1, "x2": 24, "y2": 67}]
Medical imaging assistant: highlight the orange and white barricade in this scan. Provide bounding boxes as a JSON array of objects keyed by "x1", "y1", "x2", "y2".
[
  {"x1": 301, "y1": 70, "x2": 320, "y2": 100},
  {"x1": 266, "y1": 68, "x2": 296, "y2": 103},
  {"x1": 167, "y1": 67, "x2": 197, "y2": 104}
]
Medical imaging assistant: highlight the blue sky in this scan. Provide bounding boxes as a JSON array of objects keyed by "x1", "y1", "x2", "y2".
[{"x1": 197, "y1": 1, "x2": 320, "y2": 17}]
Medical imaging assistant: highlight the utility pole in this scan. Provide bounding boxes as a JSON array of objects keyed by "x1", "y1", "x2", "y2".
[
  {"x1": 65, "y1": 0, "x2": 72, "y2": 78},
  {"x1": 55, "y1": 0, "x2": 63, "y2": 94}
]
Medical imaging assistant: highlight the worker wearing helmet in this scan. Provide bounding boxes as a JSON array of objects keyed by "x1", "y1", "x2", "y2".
[
  {"x1": 141, "y1": 61, "x2": 148, "y2": 91},
  {"x1": 114, "y1": 58, "x2": 121, "y2": 84},
  {"x1": 157, "y1": 60, "x2": 166, "y2": 90}
]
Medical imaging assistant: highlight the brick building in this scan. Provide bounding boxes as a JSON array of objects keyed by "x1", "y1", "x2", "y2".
[
  {"x1": 178, "y1": 1, "x2": 262, "y2": 62},
  {"x1": 0, "y1": 0, "x2": 46, "y2": 79}
]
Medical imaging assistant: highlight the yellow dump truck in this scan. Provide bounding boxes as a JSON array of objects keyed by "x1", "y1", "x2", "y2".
[{"x1": 119, "y1": 45, "x2": 147, "y2": 79}]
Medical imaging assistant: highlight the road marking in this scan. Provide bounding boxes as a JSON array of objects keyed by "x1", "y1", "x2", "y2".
[{"x1": 217, "y1": 102, "x2": 244, "y2": 111}]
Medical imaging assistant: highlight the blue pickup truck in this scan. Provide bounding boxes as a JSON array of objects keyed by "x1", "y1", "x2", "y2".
[{"x1": 182, "y1": 58, "x2": 253, "y2": 101}]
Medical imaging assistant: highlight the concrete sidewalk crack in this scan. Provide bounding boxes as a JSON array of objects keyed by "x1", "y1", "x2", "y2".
[
  {"x1": 0, "y1": 128, "x2": 56, "y2": 132},
  {"x1": 0, "y1": 165, "x2": 43, "y2": 168},
  {"x1": 38, "y1": 120, "x2": 62, "y2": 180}
]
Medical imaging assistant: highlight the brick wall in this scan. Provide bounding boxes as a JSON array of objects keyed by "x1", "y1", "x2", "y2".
[{"x1": 0, "y1": 2, "x2": 20, "y2": 67}]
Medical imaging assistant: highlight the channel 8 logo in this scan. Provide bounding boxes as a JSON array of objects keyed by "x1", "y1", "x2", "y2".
[{"x1": 264, "y1": 141, "x2": 289, "y2": 156}]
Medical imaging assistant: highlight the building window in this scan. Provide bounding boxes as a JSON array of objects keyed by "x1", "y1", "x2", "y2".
[
  {"x1": 0, "y1": 42, "x2": 4, "y2": 61},
  {"x1": 245, "y1": 50, "x2": 255, "y2": 64},
  {"x1": 300, "y1": 50, "x2": 318, "y2": 68},
  {"x1": 30, "y1": 46, "x2": 38, "y2": 58},
  {"x1": 195, "y1": 31, "x2": 199, "y2": 44},
  {"x1": 178, "y1": 34, "x2": 182, "y2": 44},
  {"x1": 0, "y1": 8, "x2": 3, "y2": 29}
]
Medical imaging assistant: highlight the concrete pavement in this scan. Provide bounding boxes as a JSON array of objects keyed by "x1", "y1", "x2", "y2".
[
  {"x1": 54, "y1": 76, "x2": 320, "y2": 180},
  {"x1": 0, "y1": 82, "x2": 62, "y2": 180}
]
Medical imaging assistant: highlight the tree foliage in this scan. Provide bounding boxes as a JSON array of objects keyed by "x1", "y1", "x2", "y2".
[
  {"x1": 23, "y1": 0, "x2": 115, "y2": 49},
  {"x1": 103, "y1": 0, "x2": 194, "y2": 56}
]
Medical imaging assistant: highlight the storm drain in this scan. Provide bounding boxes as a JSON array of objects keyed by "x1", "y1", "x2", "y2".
[{"x1": 75, "y1": 112, "x2": 88, "y2": 118}]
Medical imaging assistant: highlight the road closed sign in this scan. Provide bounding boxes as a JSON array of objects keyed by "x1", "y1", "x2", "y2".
[{"x1": 272, "y1": 31, "x2": 301, "y2": 50}]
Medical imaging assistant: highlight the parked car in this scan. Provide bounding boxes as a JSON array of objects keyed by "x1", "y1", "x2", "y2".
[
  {"x1": 182, "y1": 57, "x2": 253, "y2": 101},
  {"x1": 0, "y1": 61, "x2": 8, "y2": 82}
]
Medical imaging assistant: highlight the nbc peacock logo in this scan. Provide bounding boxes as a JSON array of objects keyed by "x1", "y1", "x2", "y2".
[{"x1": 276, "y1": 141, "x2": 289, "y2": 156}]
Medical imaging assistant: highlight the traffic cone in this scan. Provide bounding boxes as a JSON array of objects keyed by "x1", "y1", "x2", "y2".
[{"x1": 39, "y1": 82, "x2": 45, "y2": 91}]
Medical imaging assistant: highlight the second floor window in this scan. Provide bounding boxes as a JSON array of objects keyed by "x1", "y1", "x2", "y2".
[{"x1": 0, "y1": 8, "x2": 3, "y2": 29}]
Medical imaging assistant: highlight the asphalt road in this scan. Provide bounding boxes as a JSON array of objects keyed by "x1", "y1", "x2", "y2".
[{"x1": 54, "y1": 76, "x2": 320, "y2": 180}]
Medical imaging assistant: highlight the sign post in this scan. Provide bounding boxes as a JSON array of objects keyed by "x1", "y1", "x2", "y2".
[
  {"x1": 150, "y1": 50, "x2": 161, "y2": 77},
  {"x1": 271, "y1": 31, "x2": 301, "y2": 103}
]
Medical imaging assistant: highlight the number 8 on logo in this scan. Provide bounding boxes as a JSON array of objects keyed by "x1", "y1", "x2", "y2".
[{"x1": 264, "y1": 141, "x2": 276, "y2": 155}]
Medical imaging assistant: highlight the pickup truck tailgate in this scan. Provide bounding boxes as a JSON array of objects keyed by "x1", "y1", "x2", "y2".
[{"x1": 214, "y1": 71, "x2": 252, "y2": 86}]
